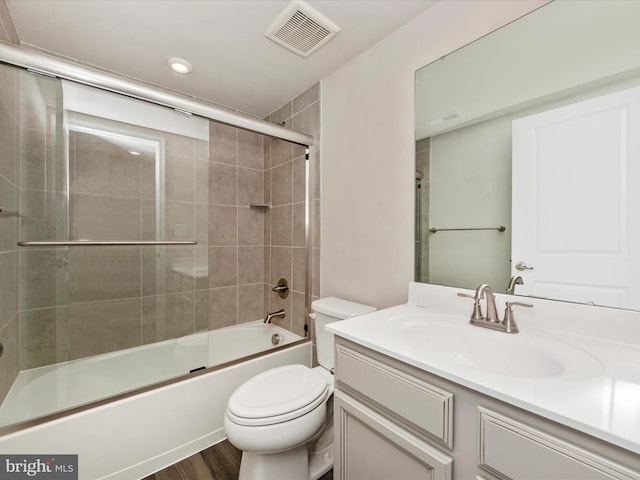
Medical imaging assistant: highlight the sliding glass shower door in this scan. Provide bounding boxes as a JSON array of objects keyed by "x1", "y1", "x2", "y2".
[{"x1": 0, "y1": 66, "x2": 211, "y2": 427}]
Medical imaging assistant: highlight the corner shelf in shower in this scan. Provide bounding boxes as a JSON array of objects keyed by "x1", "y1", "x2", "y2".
[{"x1": 249, "y1": 203, "x2": 272, "y2": 209}]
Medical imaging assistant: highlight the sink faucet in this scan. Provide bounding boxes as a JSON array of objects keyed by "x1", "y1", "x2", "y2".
[
  {"x1": 507, "y1": 275, "x2": 524, "y2": 295},
  {"x1": 474, "y1": 284, "x2": 499, "y2": 323},
  {"x1": 458, "y1": 284, "x2": 532, "y2": 333},
  {"x1": 264, "y1": 309, "x2": 285, "y2": 324}
]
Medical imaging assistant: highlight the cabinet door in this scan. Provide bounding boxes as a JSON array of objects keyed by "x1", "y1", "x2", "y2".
[
  {"x1": 334, "y1": 391, "x2": 452, "y2": 480},
  {"x1": 479, "y1": 408, "x2": 640, "y2": 480}
]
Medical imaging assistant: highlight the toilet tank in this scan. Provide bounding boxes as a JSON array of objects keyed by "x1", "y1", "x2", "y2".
[{"x1": 311, "y1": 297, "x2": 376, "y2": 370}]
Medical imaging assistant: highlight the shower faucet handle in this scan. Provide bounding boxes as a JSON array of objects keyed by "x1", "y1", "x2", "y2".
[{"x1": 271, "y1": 278, "x2": 289, "y2": 299}]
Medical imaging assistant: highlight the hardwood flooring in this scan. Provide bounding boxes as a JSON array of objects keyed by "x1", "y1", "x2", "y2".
[{"x1": 143, "y1": 440, "x2": 333, "y2": 480}]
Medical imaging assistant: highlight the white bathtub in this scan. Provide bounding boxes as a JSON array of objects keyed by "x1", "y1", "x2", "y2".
[{"x1": 0, "y1": 322, "x2": 311, "y2": 479}]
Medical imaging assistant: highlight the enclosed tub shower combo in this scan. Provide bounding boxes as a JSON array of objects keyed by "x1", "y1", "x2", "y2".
[{"x1": 0, "y1": 42, "x2": 318, "y2": 479}]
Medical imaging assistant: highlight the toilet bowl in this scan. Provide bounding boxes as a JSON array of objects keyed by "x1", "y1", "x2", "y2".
[{"x1": 224, "y1": 297, "x2": 376, "y2": 480}]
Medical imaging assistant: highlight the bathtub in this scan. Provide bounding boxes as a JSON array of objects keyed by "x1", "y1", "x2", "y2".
[{"x1": 0, "y1": 322, "x2": 311, "y2": 479}]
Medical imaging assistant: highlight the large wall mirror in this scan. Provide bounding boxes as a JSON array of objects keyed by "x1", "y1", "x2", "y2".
[{"x1": 415, "y1": 0, "x2": 640, "y2": 310}]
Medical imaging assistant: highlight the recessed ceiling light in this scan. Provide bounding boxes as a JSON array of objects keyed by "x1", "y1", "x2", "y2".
[
  {"x1": 167, "y1": 57, "x2": 192, "y2": 74},
  {"x1": 129, "y1": 150, "x2": 142, "y2": 156}
]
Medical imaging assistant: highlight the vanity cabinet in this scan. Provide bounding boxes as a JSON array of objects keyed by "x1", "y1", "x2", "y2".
[{"x1": 333, "y1": 338, "x2": 640, "y2": 480}]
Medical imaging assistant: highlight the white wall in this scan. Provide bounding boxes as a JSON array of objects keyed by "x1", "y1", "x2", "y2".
[{"x1": 320, "y1": 0, "x2": 548, "y2": 308}]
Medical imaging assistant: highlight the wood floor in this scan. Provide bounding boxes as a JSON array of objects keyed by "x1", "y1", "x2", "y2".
[{"x1": 143, "y1": 440, "x2": 333, "y2": 480}]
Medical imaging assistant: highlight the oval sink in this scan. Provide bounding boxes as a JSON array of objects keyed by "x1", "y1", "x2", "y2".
[
  {"x1": 389, "y1": 313, "x2": 603, "y2": 379},
  {"x1": 404, "y1": 324, "x2": 565, "y2": 377}
]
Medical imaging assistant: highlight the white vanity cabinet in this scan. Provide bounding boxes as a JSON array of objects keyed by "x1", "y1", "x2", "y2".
[{"x1": 333, "y1": 338, "x2": 640, "y2": 480}]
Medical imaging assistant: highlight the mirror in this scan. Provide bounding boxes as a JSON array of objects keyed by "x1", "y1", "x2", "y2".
[{"x1": 415, "y1": 0, "x2": 640, "y2": 310}]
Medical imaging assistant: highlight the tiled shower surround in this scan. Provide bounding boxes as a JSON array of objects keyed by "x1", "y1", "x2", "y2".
[
  {"x1": 0, "y1": 37, "x2": 321, "y2": 407},
  {"x1": 207, "y1": 82, "x2": 320, "y2": 338}
]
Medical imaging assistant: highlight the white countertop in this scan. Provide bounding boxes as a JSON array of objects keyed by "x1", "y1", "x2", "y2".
[{"x1": 327, "y1": 283, "x2": 640, "y2": 455}]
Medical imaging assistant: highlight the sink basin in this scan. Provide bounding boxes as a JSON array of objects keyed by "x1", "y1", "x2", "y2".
[{"x1": 389, "y1": 313, "x2": 603, "y2": 379}]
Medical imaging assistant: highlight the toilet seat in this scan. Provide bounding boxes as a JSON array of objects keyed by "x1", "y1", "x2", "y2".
[{"x1": 227, "y1": 365, "x2": 329, "y2": 427}]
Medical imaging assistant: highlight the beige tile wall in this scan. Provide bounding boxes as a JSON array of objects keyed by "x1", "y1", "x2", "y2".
[
  {"x1": 207, "y1": 121, "x2": 264, "y2": 330},
  {"x1": 263, "y1": 82, "x2": 321, "y2": 338},
  {"x1": 204, "y1": 82, "x2": 320, "y2": 339}
]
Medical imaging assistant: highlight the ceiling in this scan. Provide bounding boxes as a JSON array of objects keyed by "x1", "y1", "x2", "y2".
[{"x1": 6, "y1": 0, "x2": 436, "y2": 118}]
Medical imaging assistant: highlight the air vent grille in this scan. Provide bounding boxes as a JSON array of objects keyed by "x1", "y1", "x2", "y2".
[{"x1": 265, "y1": 1, "x2": 340, "y2": 58}]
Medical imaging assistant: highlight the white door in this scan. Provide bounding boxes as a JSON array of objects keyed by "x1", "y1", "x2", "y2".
[{"x1": 511, "y1": 86, "x2": 640, "y2": 309}]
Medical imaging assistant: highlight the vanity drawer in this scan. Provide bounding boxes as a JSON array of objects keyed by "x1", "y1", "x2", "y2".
[
  {"x1": 336, "y1": 344, "x2": 454, "y2": 448},
  {"x1": 478, "y1": 408, "x2": 639, "y2": 480}
]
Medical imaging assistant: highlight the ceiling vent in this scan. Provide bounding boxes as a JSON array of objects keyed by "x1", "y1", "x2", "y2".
[{"x1": 265, "y1": 1, "x2": 340, "y2": 58}]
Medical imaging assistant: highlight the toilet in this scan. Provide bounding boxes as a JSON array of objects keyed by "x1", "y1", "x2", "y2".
[{"x1": 224, "y1": 297, "x2": 376, "y2": 480}]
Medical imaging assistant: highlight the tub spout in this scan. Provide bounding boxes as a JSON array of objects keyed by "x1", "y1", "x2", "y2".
[{"x1": 264, "y1": 309, "x2": 285, "y2": 324}]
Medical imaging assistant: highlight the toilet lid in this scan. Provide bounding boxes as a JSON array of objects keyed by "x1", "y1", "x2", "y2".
[{"x1": 227, "y1": 365, "x2": 329, "y2": 426}]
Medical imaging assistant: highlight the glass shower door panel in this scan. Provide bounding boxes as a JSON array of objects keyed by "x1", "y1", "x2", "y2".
[
  {"x1": 17, "y1": 69, "x2": 69, "y2": 370},
  {"x1": 0, "y1": 67, "x2": 69, "y2": 428},
  {"x1": 1, "y1": 77, "x2": 210, "y2": 428},
  {"x1": 63, "y1": 81, "x2": 210, "y2": 377}
]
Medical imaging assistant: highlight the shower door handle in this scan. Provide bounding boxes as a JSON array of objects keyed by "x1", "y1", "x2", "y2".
[{"x1": 18, "y1": 240, "x2": 198, "y2": 247}]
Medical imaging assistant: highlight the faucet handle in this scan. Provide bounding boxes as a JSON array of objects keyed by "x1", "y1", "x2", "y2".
[
  {"x1": 457, "y1": 292, "x2": 484, "y2": 321},
  {"x1": 501, "y1": 301, "x2": 533, "y2": 333},
  {"x1": 457, "y1": 292, "x2": 474, "y2": 299},
  {"x1": 507, "y1": 301, "x2": 533, "y2": 308}
]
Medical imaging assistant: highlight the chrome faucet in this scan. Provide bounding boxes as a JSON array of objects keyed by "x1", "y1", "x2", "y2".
[
  {"x1": 507, "y1": 275, "x2": 524, "y2": 295},
  {"x1": 263, "y1": 309, "x2": 285, "y2": 324},
  {"x1": 458, "y1": 284, "x2": 532, "y2": 334}
]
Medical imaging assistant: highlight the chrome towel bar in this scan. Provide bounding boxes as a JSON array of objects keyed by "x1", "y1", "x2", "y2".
[
  {"x1": 429, "y1": 226, "x2": 506, "y2": 233},
  {"x1": 17, "y1": 240, "x2": 197, "y2": 247}
]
